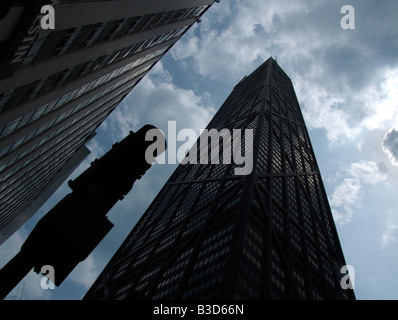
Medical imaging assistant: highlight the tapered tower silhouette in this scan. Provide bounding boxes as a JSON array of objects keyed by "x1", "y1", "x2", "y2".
[{"x1": 84, "y1": 57, "x2": 355, "y2": 300}]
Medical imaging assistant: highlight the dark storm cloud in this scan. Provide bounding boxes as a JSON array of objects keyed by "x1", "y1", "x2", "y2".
[
  {"x1": 286, "y1": 0, "x2": 398, "y2": 94},
  {"x1": 383, "y1": 128, "x2": 398, "y2": 166},
  {"x1": 322, "y1": 44, "x2": 370, "y2": 90},
  {"x1": 172, "y1": 1, "x2": 398, "y2": 142}
]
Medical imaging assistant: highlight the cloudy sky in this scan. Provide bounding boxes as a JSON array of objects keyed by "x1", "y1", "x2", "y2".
[{"x1": 1, "y1": 0, "x2": 398, "y2": 300}]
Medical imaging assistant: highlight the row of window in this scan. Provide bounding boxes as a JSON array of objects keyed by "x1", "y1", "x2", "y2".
[
  {"x1": 152, "y1": 283, "x2": 179, "y2": 300},
  {"x1": 253, "y1": 109, "x2": 317, "y2": 176},
  {"x1": 153, "y1": 248, "x2": 199, "y2": 299},
  {"x1": 188, "y1": 260, "x2": 226, "y2": 286},
  {"x1": 284, "y1": 136, "x2": 296, "y2": 174},
  {"x1": 137, "y1": 184, "x2": 180, "y2": 234},
  {"x1": 256, "y1": 123, "x2": 270, "y2": 174},
  {"x1": 266, "y1": 171, "x2": 336, "y2": 247},
  {"x1": 181, "y1": 274, "x2": 223, "y2": 299},
  {"x1": 0, "y1": 48, "x2": 161, "y2": 142},
  {"x1": 181, "y1": 207, "x2": 210, "y2": 238},
  {"x1": 155, "y1": 228, "x2": 179, "y2": 253},
  {"x1": 268, "y1": 176, "x2": 339, "y2": 280},
  {"x1": 272, "y1": 204, "x2": 284, "y2": 233},
  {"x1": 201, "y1": 223, "x2": 234, "y2": 247},
  {"x1": 18, "y1": 5, "x2": 206, "y2": 68},
  {"x1": 170, "y1": 182, "x2": 203, "y2": 227},
  {"x1": 269, "y1": 86, "x2": 302, "y2": 122},
  {"x1": 236, "y1": 275, "x2": 262, "y2": 299},
  {"x1": 270, "y1": 247, "x2": 287, "y2": 298},
  {"x1": 114, "y1": 281, "x2": 134, "y2": 300},
  {"x1": 193, "y1": 246, "x2": 230, "y2": 271},
  {"x1": 238, "y1": 256, "x2": 263, "y2": 299},
  {"x1": 301, "y1": 192, "x2": 314, "y2": 240},
  {"x1": 137, "y1": 266, "x2": 161, "y2": 287},
  {"x1": 0, "y1": 122, "x2": 97, "y2": 228},
  {"x1": 157, "y1": 271, "x2": 183, "y2": 290},
  {"x1": 243, "y1": 223, "x2": 265, "y2": 273},
  {"x1": 270, "y1": 62, "x2": 295, "y2": 94},
  {"x1": 139, "y1": 194, "x2": 179, "y2": 242},
  {"x1": 148, "y1": 196, "x2": 181, "y2": 241},
  {"x1": 0, "y1": 72, "x2": 138, "y2": 177},
  {"x1": 209, "y1": 163, "x2": 228, "y2": 178},
  {"x1": 0, "y1": 90, "x2": 123, "y2": 211},
  {"x1": 287, "y1": 177, "x2": 299, "y2": 223},
  {"x1": 209, "y1": 85, "x2": 259, "y2": 130},
  {"x1": 199, "y1": 233, "x2": 233, "y2": 259},
  {"x1": 242, "y1": 246, "x2": 262, "y2": 270},
  {"x1": 0, "y1": 25, "x2": 177, "y2": 113},
  {"x1": 162, "y1": 249, "x2": 193, "y2": 278},
  {"x1": 112, "y1": 260, "x2": 130, "y2": 281},
  {"x1": 272, "y1": 133, "x2": 283, "y2": 173},
  {"x1": 194, "y1": 163, "x2": 213, "y2": 181},
  {"x1": 132, "y1": 246, "x2": 152, "y2": 268},
  {"x1": 290, "y1": 223, "x2": 302, "y2": 253},
  {"x1": 0, "y1": 139, "x2": 75, "y2": 225},
  {"x1": 272, "y1": 176, "x2": 284, "y2": 208},
  {"x1": 181, "y1": 163, "x2": 200, "y2": 181}
]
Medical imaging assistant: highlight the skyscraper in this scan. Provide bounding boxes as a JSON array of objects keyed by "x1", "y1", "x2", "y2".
[
  {"x1": 85, "y1": 57, "x2": 355, "y2": 300},
  {"x1": 0, "y1": 0, "x2": 215, "y2": 244}
]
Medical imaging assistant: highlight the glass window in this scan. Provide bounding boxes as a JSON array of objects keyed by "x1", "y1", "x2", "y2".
[
  {"x1": 10, "y1": 136, "x2": 25, "y2": 151},
  {"x1": 1, "y1": 118, "x2": 20, "y2": 137},
  {"x1": 30, "y1": 104, "x2": 49, "y2": 121},
  {"x1": 106, "y1": 51, "x2": 121, "y2": 65},
  {"x1": 0, "y1": 144, "x2": 12, "y2": 159}
]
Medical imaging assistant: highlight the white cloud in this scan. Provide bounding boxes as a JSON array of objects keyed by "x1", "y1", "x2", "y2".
[
  {"x1": 349, "y1": 161, "x2": 388, "y2": 185},
  {"x1": 330, "y1": 178, "x2": 360, "y2": 224},
  {"x1": 68, "y1": 254, "x2": 99, "y2": 289},
  {"x1": 172, "y1": 0, "x2": 316, "y2": 81},
  {"x1": 330, "y1": 177, "x2": 360, "y2": 208},
  {"x1": 172, "y1": 0, "x2": 398, "y2": 145},
  {"x1": 86, "y1": 138, "x2": 106, "y2": 159},
  {"x1": 382, "y1": 223, "x2": 398, "y2": 249},
  {"x1": 297, "y1": 87, "x2": 361, "y2": 143},
  {"x1": 103, "y1": 61, "x2": 215, "y2": 144},
  {"x1": 361, "y1": 71, "x2": 398, "y2": 131},
  {"x1": 330, "y1": 161, "x2": 387, "y2": 224}
]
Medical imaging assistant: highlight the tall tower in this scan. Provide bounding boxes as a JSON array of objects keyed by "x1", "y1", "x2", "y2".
[
  {"x1": 84, "y1": 57, "x2": 355, "y2": 300},
  {"x1": 0, "y1": 0, "x2": 215, "y2": 244}
]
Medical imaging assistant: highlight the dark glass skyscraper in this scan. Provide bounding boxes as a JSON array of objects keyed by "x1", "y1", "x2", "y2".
[
  {"x1": 0, "y1": 0, "x2": 215, "y2": 244},
  {"x1": 84, "y1": 57, "x2": 355, "y2": 300}
]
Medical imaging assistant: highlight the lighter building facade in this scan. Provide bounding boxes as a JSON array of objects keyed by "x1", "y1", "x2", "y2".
[{"x1": 0, "y1": 0, "x2": 215, "y2": 244}]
